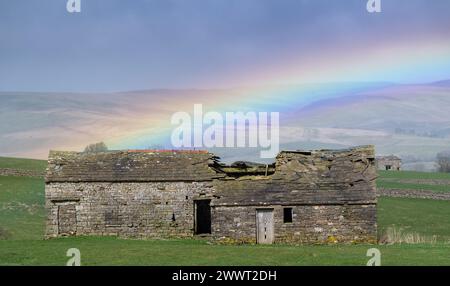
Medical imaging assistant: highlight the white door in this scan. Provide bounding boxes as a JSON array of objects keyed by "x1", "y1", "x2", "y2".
[{"x1": 256, "y1": 209, "x2": 274, "y2": 244}]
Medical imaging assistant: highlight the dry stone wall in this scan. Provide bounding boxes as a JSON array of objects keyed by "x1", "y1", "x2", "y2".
[
  {"x1": 377, "y1": 188, "x2": 450, "y2": 201},
  {"x1": 46, "y1": 181, "x2": 214, "y2": 238},
  {"x1": 0, "y1": 168, "x2": 44, "y2": 177},
  {"x1": 212, "y1": 204, "x2": 376, "y2": 244}
]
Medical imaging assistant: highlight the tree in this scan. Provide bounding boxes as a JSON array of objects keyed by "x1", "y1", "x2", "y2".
[
  {"x1": 84, "y1": 142, "x2": 108, "y2": 153},
  {"x1": 436, "y1": 151, "x2": 450, "y2": 173}
]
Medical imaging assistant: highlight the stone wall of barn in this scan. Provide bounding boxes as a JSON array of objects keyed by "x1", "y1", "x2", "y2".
[
  {"x1": 211, "y1": 204, "x2": 377, "y2": 244},
  {"x1": 376, "y1": 157, "x2": 401, "y2": 171},
  {"x1": 209, "y1": 145, "x2": 378, "y2": 243},
  {"x1": 45, "y1": 181, "x2": 214, "y2": 238},
  {"x1": 45, "y1": 146, "x2": 378, "y2": 244}
]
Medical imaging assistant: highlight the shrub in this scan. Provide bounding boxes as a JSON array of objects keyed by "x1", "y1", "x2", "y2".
[
  {"x1": 379, "y1": 226, "x2": 437, "y2": 245},
  {"x1": 83, "y1": 142, "x2": 108, "y2": 153},
  {"x1": 436, "y1": 150, "x2": 450, "y2": 173}
]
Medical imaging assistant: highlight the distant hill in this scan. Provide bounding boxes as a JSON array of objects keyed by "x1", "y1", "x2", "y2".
[
  {"x1": 1, "y1": 81, "x2": 450, "y2": 170},
  {"x1": 274, "y1": 83, "x2": 450, "y2": 168},
  {"x1": 431, "y1": 79, "x2": 450, "y2": 87}
]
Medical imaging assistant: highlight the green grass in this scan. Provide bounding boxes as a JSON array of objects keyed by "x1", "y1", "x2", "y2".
[
  {"x1": 377, "y1": 170, "x2": 450, "y2": 193},
  {"x1": 1, "y1": 166, "x2": 450, "y2": 265},
  {"x1": 378, "y1": 197, "x2": 450, "y2": 242},
  {"x1": 0, "y1": 176, "x2": 45, "y2": 240},
  {"x1": 376, "y1": 180, "x2": 450, "y2": 193},
  {"x1": 0, "y1": 156, "x2": 47, "y2": 172},
  {"x1": 378, "y1": 170, "x2": 450, "y2": 180},
  {"x1": 1, "y1": 237, "x2": 450, "y2": 266}
]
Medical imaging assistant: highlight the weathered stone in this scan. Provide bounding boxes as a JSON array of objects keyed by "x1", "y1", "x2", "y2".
[
  {"x1": 0, "y1": 168, "x2": 44, "y2": 177},
  {"x1": 45, "y1": 146, "x2": 377, "y2": 244},
  {"x1": 377, "y1": 188, "x2": 450, "y2": 201},
  {"x1": 376, "y1": 155, "x2": 402, "y2": 171}
]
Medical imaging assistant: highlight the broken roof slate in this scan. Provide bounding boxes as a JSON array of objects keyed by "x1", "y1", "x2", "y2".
[{"x1": 376, "y1": 155, "x2": 401, "y2": 161}]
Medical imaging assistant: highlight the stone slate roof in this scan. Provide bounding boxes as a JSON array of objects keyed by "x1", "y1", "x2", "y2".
[
  {"x1": 376, "y1": 155, "x2": 401, "y2": 161},
  {"x1": 213, "y1": 145, "x2": 377, "y2": 206},
  {"x1": 46, "y1": 150, "x2": 224, "y2": 183}
]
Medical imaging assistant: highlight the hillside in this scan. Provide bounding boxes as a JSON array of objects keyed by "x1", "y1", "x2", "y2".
[
  {"x1": 1, "y1": 81, "x2": 450, "y2": 168},
  {"x1": 0, "y1": 157, "x2": 47, "y2": 172},
  {"x1": 378, "y1": 170, "x2": 450, "y2": 193},
  {"x1": 0, "y1": 176, "x2": 45, "y2": 240}
]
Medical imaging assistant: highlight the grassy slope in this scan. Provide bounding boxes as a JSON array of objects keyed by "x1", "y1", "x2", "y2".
[
  {"x1": 378, "y1": 170, "x2": 450, "y2": 180},
  {"x1": 0, "y1": 156, "x2": 47, "y2": 172},
  {"x1": 377, "y1": 181, "x2": 450, "y2": 192},
  {"x1": 0, "y1": 157, "x2": 47, "y2": 239},
  {"x1": 378, "y1": 197, "x2": 450, "y2": 241},
  {"x1": 377, "y1": 170, "x2": 450, "y2": 192},
  {"x1": 0, "y1": 176, "x2": 45, "y2": 240},
  {"x1": 1, "y1": 164, "x2": 450, "y2": 265}
]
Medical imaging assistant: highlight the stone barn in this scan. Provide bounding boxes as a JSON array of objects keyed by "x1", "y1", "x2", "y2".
[
  {"x1": 45, "y1": 145, "x2": 377, "y2": 244},
  {"x1": 376, "y1": 155, "x2": 402, "y2": 171}
]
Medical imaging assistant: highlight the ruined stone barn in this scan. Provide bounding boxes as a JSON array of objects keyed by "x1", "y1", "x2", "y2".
[
  {"x1": 376, "y1": 155, "x2": 402, "y2": 171},
  {"x1": 45, "y1": 146, "x2": 378, "y2": 244}
]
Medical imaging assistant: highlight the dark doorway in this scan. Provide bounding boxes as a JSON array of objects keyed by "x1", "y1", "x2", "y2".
[
  {"x1": 283, "y1": 207, "x2": 293, "y2": 223},
  {"x1": 195, "y1": 200, "x2": 211, "y2": 234}
]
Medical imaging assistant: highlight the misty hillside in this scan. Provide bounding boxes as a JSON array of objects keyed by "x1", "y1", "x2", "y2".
[{"x1": 1, "y1": 82, "x2": 450, "y2": 170}]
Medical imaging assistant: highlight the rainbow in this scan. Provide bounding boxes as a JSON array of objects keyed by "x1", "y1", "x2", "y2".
[{"x1": 109, "y1": 37, "x2": 450, "y2": 151}]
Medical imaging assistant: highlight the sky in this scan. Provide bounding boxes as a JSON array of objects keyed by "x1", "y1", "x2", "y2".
[{"x1": 1, "y1": 0, "x2": 450, "y2": 92}]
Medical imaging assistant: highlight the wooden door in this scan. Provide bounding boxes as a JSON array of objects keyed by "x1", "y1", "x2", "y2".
[
  {"x1": 256, "y1": 209, "x2": 274, "y2": 244},
  {"x1": 58, "y1": 203, "x2": 77, "y2": 235}
]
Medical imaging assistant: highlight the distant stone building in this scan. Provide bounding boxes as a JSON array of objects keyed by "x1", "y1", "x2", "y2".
[
  {"x1": 45, "y1": 146, "x2": 377, "y2": 244},
  {"x1": 376, "y1": 155, "x2": 402, "y2": 171}
]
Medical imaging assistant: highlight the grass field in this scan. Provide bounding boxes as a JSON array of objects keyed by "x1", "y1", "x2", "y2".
[
  {"x1": 378, "y1": 197, "x2": 450, "y2": 242},
  {"x1": 378, "y1": 170, "x2": 450, "y2": 180},
  {"x1": 376, "y1": 181, "x2": 450, "y2": 192},
  {"x1": 1, "y1": 158, "x2": 450, "y2": 265},
  {"x1": 0, "y1": 157, "x2": 47, "y2": 172},
  {"x1": 0, "y1": 176, "x2": 45, "y2": 240},
  {"x1": 377, "y1": 170, "x2": 450, "y2": 193},
  {"x1": 1, "y1": 237, "x2": 450, "y2": 266}
]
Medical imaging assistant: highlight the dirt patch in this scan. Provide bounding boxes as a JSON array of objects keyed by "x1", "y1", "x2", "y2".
[{"x1": 0, "y1": 226, "x2": 11, "y2": 240}]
